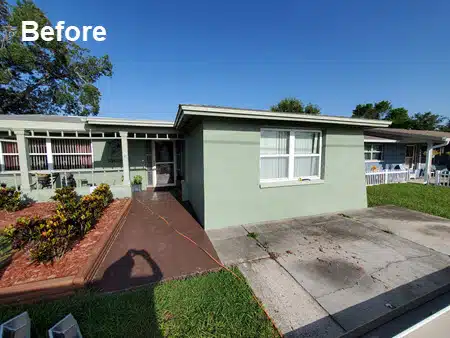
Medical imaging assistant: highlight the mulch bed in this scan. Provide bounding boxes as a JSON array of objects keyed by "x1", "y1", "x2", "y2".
[
  {"x1": 0, "y1": 202, "x2": 57, "y2": 229},
  {"x1": 0, "y1": 199, "x2": 130, "y2": 288}
]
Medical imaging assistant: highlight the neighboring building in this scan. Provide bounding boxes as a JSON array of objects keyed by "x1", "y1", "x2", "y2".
[
  {"x1": 364, "y1": 128, "x2": 450, "y2": 179},
  {"x1": 0, "y1": 105, "x2": 390, "y2": 229}
]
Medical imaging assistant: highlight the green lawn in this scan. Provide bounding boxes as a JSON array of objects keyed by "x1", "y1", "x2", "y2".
[
  {"x1": 0, "y1": 268, "x2": 278, "y2": 338},
  {"x1": 367, "y1": 183, "x2": 450, "y2": 219}
]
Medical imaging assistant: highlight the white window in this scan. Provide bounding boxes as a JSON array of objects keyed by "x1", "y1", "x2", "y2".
[
  {"x1": 0, "y1": 139, "x2": 94, "y2": 172},
  {"x1": 29, "y1": 139, "x2": 48, "y2": 170},
  {"x1": 52, "y1": 139, "x2": 93, "y2": 170},
  {"x1": 260, "y1": 129, "x2": 322, "y2": 182},
  {"x1": 0, "y1": 141, "x2": 20, "y2": 171},
  {"x1": 364, "y1": 144, "x2": 384, "y2": 161}
]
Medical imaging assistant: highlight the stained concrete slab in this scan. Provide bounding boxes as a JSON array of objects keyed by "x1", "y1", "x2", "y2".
[
  {"x1": 206, "y1": 225, "x2": 269, "y2": 265},
  {"x1": 261, "y1": 217, "x2": 450, "y2": 332},
  {"x1": 211, "y1": 209, "x2": 450, "y2": 337},
  {"x1": 238, "y1": 259, "x2": 344, "y2": 337},
  {"x1": 346, "y1": 206, "x2": 450, "y2": 255}
]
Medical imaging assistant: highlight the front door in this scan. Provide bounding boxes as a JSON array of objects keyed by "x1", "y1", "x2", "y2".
[
  {"x1": 154, "y1": 140, "x2": 175, "y2": 187},
  {"x1": 405, "y1": 145, "x2": 415, "y2": 169}
]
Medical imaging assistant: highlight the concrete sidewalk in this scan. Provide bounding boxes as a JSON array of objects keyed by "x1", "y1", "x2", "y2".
[{"x1": 207, "y1": 208, "x2": 450, "y2": 337}]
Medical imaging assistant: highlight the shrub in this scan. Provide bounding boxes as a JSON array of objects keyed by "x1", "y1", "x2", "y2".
[
  {"x1": 91, "y1": 183, "x2": 113, "y2": 207},
  {"x1": 2, "y1": 184, "x2": 114, "y2": 262},
  {"x1": 51, "y1": 186, "x2": 78, "y2": 205},
  {"x1": 29, "y1": 213, "x2": 75, "y2": 262},
  {"x1": 0, "y1": 186, "x2": 22, "y2": 212},
  {"x1": 76, "y1": 194, "x2": 106, "y2": 235},
  {"x1": 132, "y1": 175, "x2": 143, "y2": 185},
  {"x1": 3, "y1": 217, "x2": 43, "y2": 250},
  {"x1": 52, "y1": 187, "x2": 79, "y2": 224}
]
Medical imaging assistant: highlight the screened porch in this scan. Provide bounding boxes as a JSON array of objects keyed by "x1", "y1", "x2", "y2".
[{"x1": 0, "y1": 126, "x2": 184, "y2": 201}]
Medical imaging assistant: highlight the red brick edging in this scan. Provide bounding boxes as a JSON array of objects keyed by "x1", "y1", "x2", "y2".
[{"x1": 0, "y1": 198, "x2": 132, "y2": 305}]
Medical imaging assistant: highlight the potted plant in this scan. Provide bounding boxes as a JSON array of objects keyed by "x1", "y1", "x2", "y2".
[{"x1": 131, "y1": 175, "x2": 143, "y2": 192}]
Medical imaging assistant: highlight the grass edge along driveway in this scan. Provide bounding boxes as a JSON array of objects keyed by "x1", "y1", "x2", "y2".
[
  {"x1": 367, "y1": 183, "x2": 450, "y2": 219},
  {"x1": 0, "y1": 268, "x2": 279, "y2": 338}
]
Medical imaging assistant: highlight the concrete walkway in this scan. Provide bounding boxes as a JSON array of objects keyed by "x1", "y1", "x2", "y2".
[
  {"x1": 208, "y1": 208, "x2": 450, "y2": 337},
  {"x1": 93, "y1": 191, "x2": 220, "y2": 292}
]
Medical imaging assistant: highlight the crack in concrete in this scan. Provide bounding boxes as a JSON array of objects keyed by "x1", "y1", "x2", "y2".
[{"x1": 239, "y1": 224, "x2": 347, "y2": 333}]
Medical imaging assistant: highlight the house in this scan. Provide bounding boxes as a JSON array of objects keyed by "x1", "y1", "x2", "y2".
[
  {"x1": 0, "y1": 105, "x2": 390, "y2": 229},
  {"x1": 363, "y1": 128, "x2": 450, "y2": 182}
]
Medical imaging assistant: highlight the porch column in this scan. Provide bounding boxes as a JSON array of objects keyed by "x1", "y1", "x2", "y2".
[
  {"x1": 120, "y1": 131, "x2": 131, "y2": 186},
  {"x1": 424, "y1": 141, "x2": 433, "y2": 184},
  {"x1": 14, "y1": 129, "x2": 31, "y2": 192}
]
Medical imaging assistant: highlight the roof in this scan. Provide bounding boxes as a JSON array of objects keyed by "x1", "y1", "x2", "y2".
[
  {"x1": 0, "y1": 114, "x2": 84, "y2": 123},
  {"x1": 367, "y1": 128, "x2": 450, "y2": 142},
  {"x1": 175, "y1": 104, "x2": 392, "y2": 129},
  {"x1": 0, "y1": 114, "x2": 174, "y2": 130}
]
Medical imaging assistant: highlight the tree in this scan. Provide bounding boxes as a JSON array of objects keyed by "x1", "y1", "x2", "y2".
[
  {"x1": 304, "y1": 103, "x2": 321, "y2": 115},
  {"x1": 0, "y1": 0, "x2": 113, "y2": 116},
  {"x1": 351, "y1": 100, "x2": 447, "y2": 130},
  {"x1": 385, "y1": 107, "x2": 411, "y2": 129},
  {"x1": 409, "y1": 112, "x2": 445, "y2": 131},
  {"x1": 439, "y1": 119, "x2": 450, "y2": 132},
  {"x1": 271, "y1": 98, "x2": 321, "y2": 114},
  {"x1": 351, "y1": 100, "x2": 392, "y2": 119},
  {"x1": 0, "y1": 1, "x2": 7, "y2": 26}
]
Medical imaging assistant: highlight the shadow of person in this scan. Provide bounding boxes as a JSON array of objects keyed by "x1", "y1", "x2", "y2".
[
  {"x1": 92, "y1": 249, "x2": 164, "y2": 337},
  {"x1": 97, "y1": 249, "x2": 163, "y2": 292},
  {"x1": 128, "y1": 249, "x2": 163, "y2": 283}
]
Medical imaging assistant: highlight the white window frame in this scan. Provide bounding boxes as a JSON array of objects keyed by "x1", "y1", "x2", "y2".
[
  {"x1": 25, "y1": 138, "x2": 94, "y2": 172},
  {"x1": 0, "y1": 140, "x2": 20, "y2": 172},
  {"x1": 364, "y1": 143, "x2": 384, "y2": 162},
  {"x1": 51, "y1": 139, "x2": 94, "y2": 170},
  {"x1": 29, "y1": 138, "x2": 49, "y2": 171},
  {"x1": 260, "y1": 128, "x2": 322, "y2": 183}
]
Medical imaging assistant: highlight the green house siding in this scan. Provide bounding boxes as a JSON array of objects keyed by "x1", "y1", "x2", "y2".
[
  {"x1": 201, "y1": 119, "x2": 367, "y2": 229},
  {"x1": 184, "y1": 123, "x2": 205, "y2": 225}
]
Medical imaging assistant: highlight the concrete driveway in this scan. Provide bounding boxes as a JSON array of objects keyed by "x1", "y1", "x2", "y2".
[{"x1": 207, "y1": 207, "x2": 450, "y2": 337}]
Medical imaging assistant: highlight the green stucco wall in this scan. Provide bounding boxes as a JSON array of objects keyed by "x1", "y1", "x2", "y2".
[
  {"x1": 184, "y1": 123, "x2": 205, "y2": 225},
  {"x1": 201, "y1": 119, "x2": 368, "y2": 229}
]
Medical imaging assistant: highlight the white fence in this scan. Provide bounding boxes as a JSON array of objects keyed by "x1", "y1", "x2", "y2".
[
  {"x1": 435, "y1": 170, "x2": 450, "y2": 187},
  {"x1": 366, "y1": 170, "x2": 410, "y2": 186}
]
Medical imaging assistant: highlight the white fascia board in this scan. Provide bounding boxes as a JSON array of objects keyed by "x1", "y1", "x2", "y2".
[
  {"x1": 87, "y1": 117, "x2": 174, "y2": 128},
  {"x1": 0, "y1": 120, "x2": 87, "y2": 131},
  {"x1": 364, "y1": 138, "x2": 398, "y2": 143}
]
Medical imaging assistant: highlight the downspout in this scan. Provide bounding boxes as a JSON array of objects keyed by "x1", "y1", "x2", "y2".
[{"x1": 424, "y1": 137, "x2": 450, "y2": 184}]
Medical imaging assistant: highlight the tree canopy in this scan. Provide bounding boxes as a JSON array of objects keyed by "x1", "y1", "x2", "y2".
[
  {"x1": 0, "y1": 0, "x2": 112, "y2": 116},
  {"x1": 271, "y1": 98, "x2": 321, "y2": 115},
  {"x1": 352, "y1": 100, "x2": 392, "y2": 120},
  {"x1": 351, "y1": 100, "x2": 447, "y2": 130}
]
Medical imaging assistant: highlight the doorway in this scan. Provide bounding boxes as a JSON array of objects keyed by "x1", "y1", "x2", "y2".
[
  {"x1": 146, "y1": 140, "x2": 176, "y2": 188},
  {"x1": 405, "y1": 145, "x2": 416, "y2": 169}
]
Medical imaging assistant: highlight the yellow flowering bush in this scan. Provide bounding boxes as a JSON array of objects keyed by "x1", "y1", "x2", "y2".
[
  {"x1": 2, "y1": 184, "x2": 114, "y2": 262},
  {"x1": 0, "y1": 186, "x2": 22, "y2": 211}
]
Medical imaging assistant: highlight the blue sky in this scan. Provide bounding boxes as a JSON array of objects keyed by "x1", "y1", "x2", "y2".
[{"x1": 32, "y1": 0, "x2": 450, "y2": 121}]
